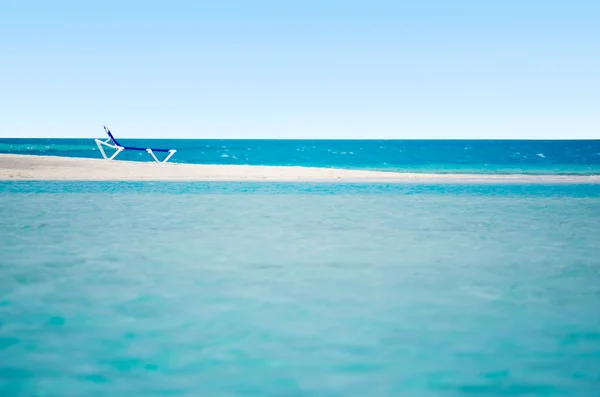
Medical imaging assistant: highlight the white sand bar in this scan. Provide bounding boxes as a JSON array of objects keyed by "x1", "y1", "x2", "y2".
[{"x1": 1, "y1": 154, "x2": 599, "y2": 183}]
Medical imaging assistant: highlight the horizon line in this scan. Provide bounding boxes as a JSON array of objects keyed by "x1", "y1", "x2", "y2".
[{"x1": 1, "y1": 137, "x2": 599, "y2": 141}]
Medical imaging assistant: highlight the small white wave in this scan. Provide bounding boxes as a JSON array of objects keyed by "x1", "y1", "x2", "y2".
[
  {"x1": 221, "y1": 154, "x2": 229, "y2": 158},
  {"x1": 537, "y1": 153, "x2": 545, "y2": 158}
]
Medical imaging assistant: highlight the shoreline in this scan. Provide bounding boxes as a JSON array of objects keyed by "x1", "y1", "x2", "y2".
[{"x1": 1, "y1": 154, "x2": 599, "y2": 183}]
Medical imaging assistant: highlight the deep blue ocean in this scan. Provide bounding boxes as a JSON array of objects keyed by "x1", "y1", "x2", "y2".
[
  {"x1": 1, "y1": 138, "x2": 600, "y2": 174},
  {"x1": 1, "y1": 181, "x2": 600, "y2": 396}
]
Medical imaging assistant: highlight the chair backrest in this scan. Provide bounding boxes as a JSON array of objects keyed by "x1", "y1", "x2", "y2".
[{"x1": 104, "y1": 126, "x2": 122, "y2": 146}]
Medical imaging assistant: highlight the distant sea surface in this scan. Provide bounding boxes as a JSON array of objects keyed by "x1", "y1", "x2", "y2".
[
  {"x1": 1, "y1": 138, "x2": 600, "y2": 174},
  {"x1": 1, "y1": 182, "x2": 600, "y2": 396}
]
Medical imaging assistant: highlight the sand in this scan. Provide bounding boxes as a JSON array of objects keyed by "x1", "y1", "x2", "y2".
[{"x1": 0, "y1": 154, "x2": 599, "y2": 183}]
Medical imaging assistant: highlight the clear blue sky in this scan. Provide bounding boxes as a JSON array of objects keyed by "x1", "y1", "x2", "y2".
[{"x1": 1, "y1": 0, "x2": 598, "y2": 139}]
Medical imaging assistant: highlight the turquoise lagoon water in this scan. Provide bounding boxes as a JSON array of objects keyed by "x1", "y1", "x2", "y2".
[
  {"x1": 1, "y1": 182, "x2": 600, "y2": 396},
  {"x1": 1, "y1": 138, "x2": 600, "y2": 174}
]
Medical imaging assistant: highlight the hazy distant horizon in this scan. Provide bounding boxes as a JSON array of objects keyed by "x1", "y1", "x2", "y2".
[{"x1": 2, "y1": 136, "x2": 599, "y2": 141}]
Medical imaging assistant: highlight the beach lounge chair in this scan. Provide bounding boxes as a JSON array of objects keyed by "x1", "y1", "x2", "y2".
[{"x1": 95, "y1": 126, "x2": 177, "y2": 163}]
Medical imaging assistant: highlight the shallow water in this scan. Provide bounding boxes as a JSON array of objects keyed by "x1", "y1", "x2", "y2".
[{"x1": 1, "y1": 182, "x2": 600, "y2": 396}]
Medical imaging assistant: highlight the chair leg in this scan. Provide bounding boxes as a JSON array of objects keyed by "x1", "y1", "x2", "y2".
[
  {"x1": 95, "y1": 139, "x2": 123, "y2": 160},
  {"x1": 95, "y1": 139, "x2": 108, "y2": 159},
  {"x1": 146, "y1": 149, "x2": 176, "y2": 163},
  {"x1": 146, "y1": 149, "x2": 160, "y2": 163},
  {"x1": 162, "y1": 150, "x2": 176, "y2": 163},
  {"x1": 109, "y1": 147, "x2": 124, "y2": 160}
]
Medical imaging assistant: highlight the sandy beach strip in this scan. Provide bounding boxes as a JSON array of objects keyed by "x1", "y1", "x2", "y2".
[{"x1": 0, "y1": 154, "x2": 599, "y2": 183}]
